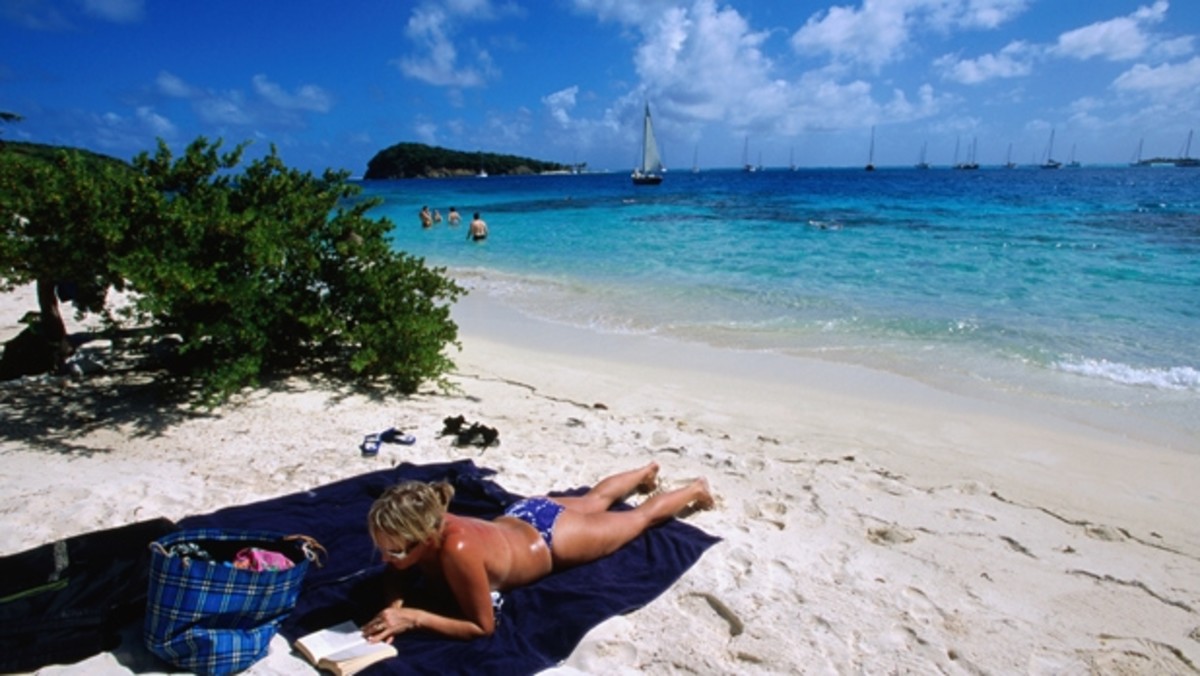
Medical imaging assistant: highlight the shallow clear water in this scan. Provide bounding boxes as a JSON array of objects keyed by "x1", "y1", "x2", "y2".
[{"x1": 359, "y1": 167, "x2": 1200, "y2": 446}]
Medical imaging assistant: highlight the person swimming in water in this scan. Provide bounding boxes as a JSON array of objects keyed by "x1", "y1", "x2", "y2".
[
  {"x1": 467, "y1": 212, "x2": 488, "y2": 241},
  {"x1": 362, "y1": 462, "x2": 712, "y2": 640}
]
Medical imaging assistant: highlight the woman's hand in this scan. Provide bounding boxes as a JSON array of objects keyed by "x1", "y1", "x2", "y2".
[{"x1": 363, "y1": 602, "x2": 418, "y2": 643}]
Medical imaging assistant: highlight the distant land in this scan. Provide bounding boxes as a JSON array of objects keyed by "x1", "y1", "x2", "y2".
[
  {"x1": 1, "y1": 140, "x2": 129, "y2": 169},
  {"x1": 364, "y1": 143, "x2": 575, "y2": 179}
]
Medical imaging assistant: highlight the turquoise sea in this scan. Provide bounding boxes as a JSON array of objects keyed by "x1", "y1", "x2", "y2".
[{"x1": 357, "y1": 168, "x2": 1200, "y2": 449}]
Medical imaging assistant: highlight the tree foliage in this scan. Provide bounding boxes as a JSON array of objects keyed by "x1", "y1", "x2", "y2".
[
  {"x1": 1, "y1": 137, "x2": 464, "y2": 403},
  {"x1": 364, "y1": 142, "x2": 568, "y2": 179}
]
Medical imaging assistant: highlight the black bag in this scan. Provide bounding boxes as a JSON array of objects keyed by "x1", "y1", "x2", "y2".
[{"x1": 0, "y1": 517, "x2": 178, "y2": 672}]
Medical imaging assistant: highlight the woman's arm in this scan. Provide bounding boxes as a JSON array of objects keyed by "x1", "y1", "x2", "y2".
[{"x1": 364, "y1": 533, "x2": 496, "y2": 641}]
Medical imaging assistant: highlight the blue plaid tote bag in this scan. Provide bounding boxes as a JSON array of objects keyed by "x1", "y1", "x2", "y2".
[{"x1": 143, "y1": 529, "x2": 323, "y2": 675}]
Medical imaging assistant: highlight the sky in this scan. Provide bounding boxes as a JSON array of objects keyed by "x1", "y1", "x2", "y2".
[{"x1": 3, "y1": 0, "x2": 1200, "y2": 173}]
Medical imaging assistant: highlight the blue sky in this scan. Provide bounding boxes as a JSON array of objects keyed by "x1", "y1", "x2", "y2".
[{"x1": 3, "y1": 0, "x2": 1199, "y2": 173}]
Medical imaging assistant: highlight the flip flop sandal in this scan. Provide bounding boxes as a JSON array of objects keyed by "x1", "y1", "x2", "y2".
[
  {"x1": 456, "y1": 423, "x2": 482, "y2": 446},
  {"x1": 380, "y1": 427, "x2": 416, "y2": 445},
  {"x1": 360, "y1": 434, "x2": 382, "y2": 456},
  {"x1": 479, "y1": 426, "x2": 499, "y2": 447},
  {"x1": 441, "y1": 415, "x2": 467, "y2": 436}
]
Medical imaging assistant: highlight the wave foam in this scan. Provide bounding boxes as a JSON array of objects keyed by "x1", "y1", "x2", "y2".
[{"x1": 1055, "y1": 358, "x2": 1200, "y2": 392}]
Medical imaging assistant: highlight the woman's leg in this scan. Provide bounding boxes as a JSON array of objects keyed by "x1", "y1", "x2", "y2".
[
  {"x1": 552, "y1": 462, "x2": 660, "y2": 514},
  {"x1": 550, "y1": 478, "x2": 712, "y2": 567}
]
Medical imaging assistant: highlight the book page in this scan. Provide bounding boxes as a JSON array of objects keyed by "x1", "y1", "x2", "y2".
[
  {"x1": 295, "y1": 620, "x2": 365, "y2": 662},
  {"x1": 326, "y1": 641, "x2": 393, "y2": 663}
]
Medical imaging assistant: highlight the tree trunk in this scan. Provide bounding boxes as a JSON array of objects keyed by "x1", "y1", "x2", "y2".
[{"x1": 36, "y1": 278, "x2": 73, "y2": 370}]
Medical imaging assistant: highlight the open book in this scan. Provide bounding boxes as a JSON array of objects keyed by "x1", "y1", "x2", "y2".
[{"x1": 294, "y1": 620, "x2": 397, "y2": 676}]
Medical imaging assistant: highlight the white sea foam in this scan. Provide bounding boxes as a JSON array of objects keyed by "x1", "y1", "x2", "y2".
[{"x1": 1055, "y1": 358, "x2": 1200, "y2": 392}]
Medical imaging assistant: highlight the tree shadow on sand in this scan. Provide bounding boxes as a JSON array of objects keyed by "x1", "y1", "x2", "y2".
[{"x1": 0, "y1": 329, "x2": 427, "y2": 458}]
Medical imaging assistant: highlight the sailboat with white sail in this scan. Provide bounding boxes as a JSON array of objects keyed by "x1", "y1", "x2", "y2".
[{"x1": 631, "y1": 104, "x2": 664, "y2": 185}]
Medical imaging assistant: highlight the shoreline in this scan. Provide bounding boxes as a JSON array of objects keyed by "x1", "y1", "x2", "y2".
[
  {"x1": 450, "y1": 286, "x2": 1200, "y2": 546},
  {"x1": 3, "y1": 283, "x2": 1200, "y2": 673},
  {"x1": 446, "y1": 266, "x2": 1200, "y2": 454}
]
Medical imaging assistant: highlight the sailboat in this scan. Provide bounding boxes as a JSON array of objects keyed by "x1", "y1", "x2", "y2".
[
  {"x1": 915, "y1": 141, "x2": 930, "y2": 169},
  {"x1": 631, "y1": 104, "x2": 664, "y2": 185},
  {"x1": 742, "y1": 136, "x2": 756, "y2": 172},
  {"x1": 1067, "y1": 144, "x2": 1081, "y2": 168},
  {"x1": 1004, "y1": 142, "x2": 1016, "y2": 169},
  {"x1": 691, "y1": 146, "x2": 699, "y2": 174},
  {"x1": 1040, "y1": 128, "x2": 1062, "y2": 169},
  {"x1": 865, "y1": 126, "x2": 876, "y2": 171},
  {"x1": 790, "y1": 146, "x2": 797, "y2": 171},
  {"x1": 1175, "y1": 130, "x2": 1198, "y2": 167},
  {"x1": 954, "y1": 136, "x2": 979, "y2": 170}
]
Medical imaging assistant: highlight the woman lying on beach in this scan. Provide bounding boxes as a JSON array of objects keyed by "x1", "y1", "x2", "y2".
[{"x1": 362, "y1": 462, "x2": 713, "y2": 641}]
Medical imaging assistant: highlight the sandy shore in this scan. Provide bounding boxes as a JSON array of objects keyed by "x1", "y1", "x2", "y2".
[{"x1": 3, "y1": 281, "x2": 1199, "y2": 674}]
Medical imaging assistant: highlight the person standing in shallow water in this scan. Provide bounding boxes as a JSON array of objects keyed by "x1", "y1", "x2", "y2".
[
  {"x1": 361, "y1": 462, "x2": 713, "y2": 641},
  {"x1": 468, "y1": 212, "x2": 488, "y2": 241},
  {"x1": 419, "y1": 205, "x2": 433, "y2": 229},
  {"x1": 447, "y1": 207, "x2": 461, "y2": 226}
]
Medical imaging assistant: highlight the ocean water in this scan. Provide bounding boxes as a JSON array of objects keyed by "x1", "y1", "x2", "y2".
[{"x1": 357, "y1": 167, "x2": 1200, "y2": 448}]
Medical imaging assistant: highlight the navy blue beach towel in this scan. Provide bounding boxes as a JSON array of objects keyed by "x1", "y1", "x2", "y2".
[{"x1": 179, "y1": 460, "x2": 719, "y2": 675}]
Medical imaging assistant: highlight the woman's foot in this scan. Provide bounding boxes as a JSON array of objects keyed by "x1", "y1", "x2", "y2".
[
  {"x1": 637, "y1": 462, "x2": 661, "y2": 494},
  {"x1": 689, "y1": 478, "x2": 715, "y2": 510}
]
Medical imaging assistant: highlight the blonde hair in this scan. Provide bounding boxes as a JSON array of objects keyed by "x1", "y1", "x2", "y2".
[{"x1": 368, "y1": 481, "x2": 455, "y2": 546}]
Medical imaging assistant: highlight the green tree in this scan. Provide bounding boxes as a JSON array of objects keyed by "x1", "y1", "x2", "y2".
[
  {"x1": 0, "y1": 146, "x2": 136, "y2": 375},
  {"x1": 2, "y1": 137, "x2": 465, "y2": 403}
]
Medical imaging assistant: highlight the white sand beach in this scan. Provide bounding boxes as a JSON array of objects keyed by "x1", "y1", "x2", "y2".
[{"x1": 2, "y1": 281, "x2": 1199, "y2": 674}]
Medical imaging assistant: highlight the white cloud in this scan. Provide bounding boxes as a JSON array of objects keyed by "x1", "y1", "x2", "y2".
[
  {"x1": 1113, "y1": 55, "x2": 1200, "y2": 99},
  {"x1": 413, "y1": 121, "x2": 438, "y2": 145},
  {"x1": 559, "y1": 0, "x2": 943, "y2": 143},
  {"x1": 632, "y1": 0, "x2": 776, "y2": 126},
  {"x1": 568, "y1": 0, "x2": 678, "y2": 25},
  {"x1": 251, "y1": 75, "x2": 332, "y2": 113},
  {"x1": 195, "y1": 92, "x2": 250, "y2": 126},
  {"x1": 542, "y1": 86, "x2": 579, "y2": 127},
  {"x1": 1152, "y1": 35, "x2": 1195, "y2": 60},
  {"x1": 395, "y1": 1, "x2": 506, "y2": 87},
  {"x1": 91, "y1": 104, "x2": 174, "y2": 152},
  {"x1": 1052, "y1": 0, "x2": 1168, "y2": 62},
  {"x1": 791, "y1": 0, "x2": 1031, "y2": 71},
  {"x1": 155, "y1": 71, "x2": 194, "y2": 98},
  {"x1": 135, "y1": 106, "x2": 175, "y2": 137},
  {"x1": 791, "y1": 1, "x2": 912, "y2": 70},
  {"x1": 935, "y1": 40, "x2": 1036, "y2": 84},
  {"x1": 81, "y1": 0, "x2": 143, "y2": 23},
  {"x1": 955, "y1": 0, "x2": 1030, "y2": 29}
]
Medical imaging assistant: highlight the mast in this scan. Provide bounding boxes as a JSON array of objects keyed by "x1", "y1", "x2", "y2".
[
  {"x1": 1041, "y1": 128, "x2": 1061, "y2": 169},
  {"x1": 865, "y1": 125, "x2": 876, "y2": 171}
]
